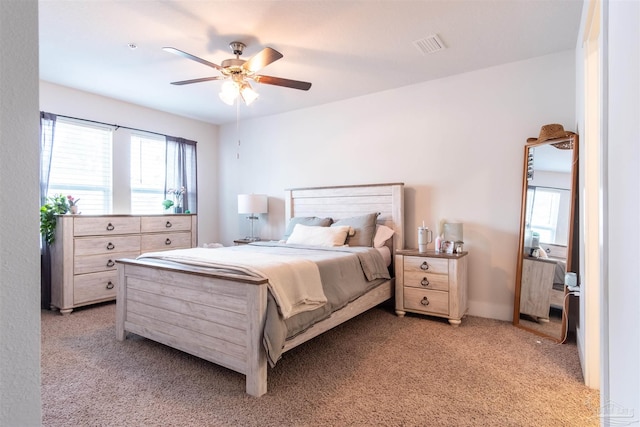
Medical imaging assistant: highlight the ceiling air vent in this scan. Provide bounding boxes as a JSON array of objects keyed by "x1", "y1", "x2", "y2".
[{"x1": 413, "y1": 34, "x2": 446, "y2": 55}]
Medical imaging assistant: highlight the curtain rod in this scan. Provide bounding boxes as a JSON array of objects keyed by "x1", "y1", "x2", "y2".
[{"x1": 45, "y1": 112, "x2": 196, "y2": 144}]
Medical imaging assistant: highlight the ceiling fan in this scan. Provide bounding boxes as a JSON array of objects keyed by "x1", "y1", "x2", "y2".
[{"x1": 163, "y1": 42, "x2": 312, "y2": 105}]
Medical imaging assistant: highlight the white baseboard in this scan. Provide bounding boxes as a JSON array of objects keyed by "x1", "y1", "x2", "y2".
[{"x1": 576, "y1": 325, "x2": 586, "y2": 380}]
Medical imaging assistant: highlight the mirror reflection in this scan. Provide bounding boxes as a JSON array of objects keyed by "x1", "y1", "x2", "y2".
[{"x1": 514, "y1": 135, "x2": 578, "y2": 341}]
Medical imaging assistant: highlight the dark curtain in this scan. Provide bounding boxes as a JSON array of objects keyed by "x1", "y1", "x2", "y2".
[
  {"x1": 40, "y1": 112, "x2": 57, "y2": 309},
  {"x1": 165, "y1": 136, "x2": 197, "y2": 213}
]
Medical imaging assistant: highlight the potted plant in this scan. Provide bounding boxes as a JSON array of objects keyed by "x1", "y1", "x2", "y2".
[
  {"x1": 40, "y1": 194, "x2": 69, "y2": 244},
  {"x1": 165, "y1": 186, "x2": 186, "y2": 213},
  {"x1": 66, "y1": 195, "x2": 80, "y2": 214},
  {"x1": 162, "y1": 199, "x2": 175, "y2": 211}
]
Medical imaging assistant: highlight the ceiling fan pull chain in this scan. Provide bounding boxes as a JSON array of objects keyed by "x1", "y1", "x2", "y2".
[{"x1": 236, "y1": 100, "x2": 241, "y2": 160}]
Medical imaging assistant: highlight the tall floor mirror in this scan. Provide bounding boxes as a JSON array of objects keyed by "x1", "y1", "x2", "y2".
[{"x1": 513, "y1": 131, "x2": 578, "y2": 342}]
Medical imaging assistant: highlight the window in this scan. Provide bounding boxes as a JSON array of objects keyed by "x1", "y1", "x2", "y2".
[
  {"x1": 42, "y1": 113, "x2": 197, "y2": 215},
  {"x1": 130, "y1": 133, "x2": 166, "y2": 214},
  {"x1": 526, "y1": 187, "x2": 563, "y2": 244},
  {"x1": 46, "y1": 118, "x2": 112, "y2": 214}
]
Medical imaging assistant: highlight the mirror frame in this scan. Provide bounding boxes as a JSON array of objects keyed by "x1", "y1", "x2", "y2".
[{"x1": 512, "y1": 134, "x2": 579, "y2": 342}]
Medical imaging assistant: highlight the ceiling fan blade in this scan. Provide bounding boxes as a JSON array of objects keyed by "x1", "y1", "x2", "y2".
[
  {"x1": 242, "y1": 47, "x2": 283, "y2": 73},
  {"x1": 163, "y1": 47, "x2": 223, "y2": 71},
  {"x1": 253, "y1": 75, "x2": 312, "y2": 91},
  {"x1": 170, "y1": 76, "x2": 225, "y2": 86}
]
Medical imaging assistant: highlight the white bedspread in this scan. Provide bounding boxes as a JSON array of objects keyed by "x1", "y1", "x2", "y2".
[{"x1": 137, "y1": 247, "x2": 327, "y2": 319}]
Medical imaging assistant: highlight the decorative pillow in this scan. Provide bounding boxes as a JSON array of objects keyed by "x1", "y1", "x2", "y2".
[
  {"x1": 331, "y1": 212, "x2": 379, "y2": 247},
  {"x1": 283, "y1": 216, "x2": 332, "y2": 240},
  {"x1": 373, "y1": 224, "x2": 395, "y2": 248},
  {"x1": 286, "y1": 224, "x2": 350, "y2": 247}
]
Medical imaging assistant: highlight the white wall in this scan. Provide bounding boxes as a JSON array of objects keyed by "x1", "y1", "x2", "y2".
[
  {"x1": 0, "y1": 1, "x2": 42, "y2": 425},
  {"x1": 530, "y1": 171, "x2": 572, "y2": 190},
  {"x1": 574, "y1": 0, "x2": 601, "y2": 391},
  {"x1": 218, "y1": 51, "x2": 576, "y2": 321},
  {"x1": 39, "y1": 82, "x2": 220, "y2": 245},
  {"x1": 604, "y1": 0, "x2": 640, "y2": 421}
]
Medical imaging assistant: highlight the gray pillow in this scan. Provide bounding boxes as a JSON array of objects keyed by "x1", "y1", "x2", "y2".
[
  {"x1": 283, "y1": 216, "x2": 332, "y2": 240},
  {"x1": 331, "y1": 212, "x2": 379, "y2": 247}
]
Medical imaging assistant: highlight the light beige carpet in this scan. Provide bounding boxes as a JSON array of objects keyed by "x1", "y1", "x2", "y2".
[{"x1": 41, "y1": 302, "x2": 599, "y2": 426}]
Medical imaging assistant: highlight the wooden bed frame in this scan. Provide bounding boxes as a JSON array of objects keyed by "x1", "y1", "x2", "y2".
[{"x1": 115, "y1": 183, "x2": 404, "y2": 397}]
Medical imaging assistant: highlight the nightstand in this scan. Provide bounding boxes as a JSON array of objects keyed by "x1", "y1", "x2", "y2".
[{"x1": 395, "y1": 249, "x2": 469, "y2": 326}]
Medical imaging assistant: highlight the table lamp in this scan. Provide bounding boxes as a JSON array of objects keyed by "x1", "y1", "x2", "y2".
[{"x1": 237, "y1": 194, "x2": 268, "y2": 241}]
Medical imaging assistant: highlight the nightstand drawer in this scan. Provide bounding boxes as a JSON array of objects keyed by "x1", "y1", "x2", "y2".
[
  {"x1": 141, "y1": 232, "x2": 192, "y2": 252},
  {"x1": 74, "y1": 216, "x2": 140, "y2": 236},
  {"x1": 403, "y1": 256, "x2": 449, "y2": 275},
  {"x1": 404, "y1": 271, "x2": 449, "y2": 291},
  {"x1": 404, "y1": 287, "x2": 449, "y2": 316},
  {"x1": 74, "y1": 271, "x2": 118, "y2": 305}
]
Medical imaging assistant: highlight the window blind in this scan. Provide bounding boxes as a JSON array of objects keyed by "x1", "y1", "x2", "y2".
[
  {"x1": 47, "y1": 118, "x2": 113, "y2": 214},
  {"x1": 130, "y1": 133, "x2": 167, "y2": 214}
]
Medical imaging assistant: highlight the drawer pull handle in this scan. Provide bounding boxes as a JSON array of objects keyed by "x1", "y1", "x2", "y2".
[
  {"x1": 106, "y1": 242, "x2": 115, "y2": 250},
  {"x1": 165, "y1": 238, "x2": 172, "y2": 245},
  {"x1": 106, "y1": 259, "x2": 115, "y2": 267},
  {"x1": 421, "y1": 296, "x2": 430, "y2": 306},
  {"x1": 420, "y1": 261, "x2": 429, "y2": 270},
  {"x1": 106, "y1": 281, "x2": 114, "y2": 290},
  {"x1": 106, "y1": 223, "x2": 115, "y2": 231},
  {"x1": 165, "y1": 221, "x2": 172, "y2": 228},
  {"x1": 421, "y1": 277, "x2": 430, "y2": 287}
]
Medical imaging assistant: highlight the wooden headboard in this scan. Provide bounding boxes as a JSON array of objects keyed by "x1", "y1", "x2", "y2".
[{"x1": 284, "y1": 183, "x2": 405, "y2": 271}]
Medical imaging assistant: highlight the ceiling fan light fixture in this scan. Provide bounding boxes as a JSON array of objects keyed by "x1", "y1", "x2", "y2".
[
  {"x1": 218, "y1": 80, "x2": 259, "y2": 106},
  {"x1": 219, "y1": 80, "x2": 240, "y2": 105},
  {"x1": 240, "y1": 82, "x2": 259, "y2": 105}
]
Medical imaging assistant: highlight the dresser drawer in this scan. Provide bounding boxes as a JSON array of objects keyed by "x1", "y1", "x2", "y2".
[
  {"x1": 404, "y1": 287, "x2": 449, "y2": 316},
  {"x1": 74, "y1": 216, "x2": 140, "y2": 236},
  {"x1": 74, "y1": 271, "x2": 118, "y2": 305},
  {"x1": 140, "y1": 232, "x2": 192, "y2": 253},
  {"x1": 403, "y1": 256, "x2": 449, "y2": 275},
  {"x1": 141, "y1": 216, "x2": 192, "y2": 233},
  {"x1": 404, "y1": 271, "x2": 449, "y2": 291},
  {"x1": 75, "y1": 235, "x2": 141, "y2": 256},
  {"x1": 74, "y1": 251, "x2": 140, "y2": 275}
]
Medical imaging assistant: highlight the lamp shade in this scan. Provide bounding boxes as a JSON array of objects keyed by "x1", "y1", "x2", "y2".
[
  {"x1": 219, "y1": 80, "x2": 259, "y2": 106},
  {"x1": 443, "y1": 222, "x2": 463, "y2": 242},
  {"x1": 238, "y1": 194, "x2": 268, "y2": 214}
]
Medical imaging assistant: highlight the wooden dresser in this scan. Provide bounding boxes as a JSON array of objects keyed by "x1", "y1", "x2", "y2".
[
  {"x1": 50, "y1": 214, "x2": 197, "y2": 314},
  {"x1": 395, "y1": 249, "x2": 469, "y2": 326}
]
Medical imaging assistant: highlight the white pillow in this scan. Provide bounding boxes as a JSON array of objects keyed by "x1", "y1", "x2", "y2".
[
  {"x1": 286, "y1": 224, "x2": 351, "y2": 247},
  {"x1": 373, "y1": 224, "x2": 395, "y2": 248}
]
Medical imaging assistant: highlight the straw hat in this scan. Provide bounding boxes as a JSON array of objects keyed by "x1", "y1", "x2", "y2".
[{"x1": 527, "y1": 124, "x2": 576, "y2": 144}]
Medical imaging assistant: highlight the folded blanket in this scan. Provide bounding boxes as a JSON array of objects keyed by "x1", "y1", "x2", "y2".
[
  {"x1": 137, "y1": 247, "x2": 327, "y2": 319},
  {"x1": 253, "y1": 242, "x2": 391, "y2": 281}
]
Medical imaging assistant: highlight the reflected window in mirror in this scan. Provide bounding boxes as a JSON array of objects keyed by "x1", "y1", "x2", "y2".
[{"x1": 525, "y1": 186, "x2": 571, "y2": 247}]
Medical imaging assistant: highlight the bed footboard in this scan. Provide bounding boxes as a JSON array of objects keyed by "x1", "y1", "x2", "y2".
[{"x1": 116, "y1": 259, "x2": 270, "y2": 397}]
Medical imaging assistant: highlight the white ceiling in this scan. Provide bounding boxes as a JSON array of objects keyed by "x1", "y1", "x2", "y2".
[{"x1": 39, "y1": 0, "x2": 583, "y2": 125}]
